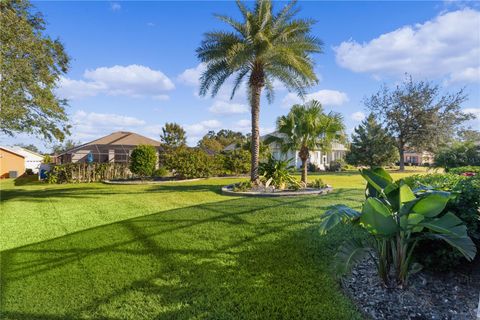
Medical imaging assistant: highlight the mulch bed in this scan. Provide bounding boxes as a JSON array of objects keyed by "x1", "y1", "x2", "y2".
[{"x1": 342, "y1": 257, "x2": 480, "y2": 320}]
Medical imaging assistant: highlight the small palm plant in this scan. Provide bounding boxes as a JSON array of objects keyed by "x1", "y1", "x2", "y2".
[
  {"x1": 259, "y1": 156, "x2": 298, "y2": 190},
  {"x1": 265, "y1": 100, "x2": 345, "y2": 184},
  {"x1": 319, "y1": 168, "x2": 476, "y2": 288},
  {"x1": 197, "y1": 0, "x2": 322, "y2": 183}
]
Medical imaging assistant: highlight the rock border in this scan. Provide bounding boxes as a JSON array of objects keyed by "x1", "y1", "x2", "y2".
[
  {"x1": 221, "y1": 184, "x2": 333, "y2": 197},
  {"x1": 102, "y1": 178, "x2": 204, "y2": 185}
]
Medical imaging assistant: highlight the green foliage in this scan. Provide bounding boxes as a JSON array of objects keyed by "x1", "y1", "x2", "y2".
[
  {"x1": 153, "y1": 166, "x2": 169, "y2": 178},
  {"x1": 434, "y1": 141, "x2": 480, "y2": 170},
  {"x1": 404, "y1": 173, "x2": 480, "y2": 270},
  {"x1": 43, "y1": 154, "x2": 52, "y2": 164},
  {"x1": 160, "y1": 123, "x2": 187, "y2": 148},
  {"x1": 346, "y1": 114, "x2": 398, "y2": 167},
  {"x1": 259, "y1": 156, "x2": 298, "y2": 189},
  {"x1": 232, "y1": 181, "x2": 253, "y2": 192},
  {"x1": 52, "y1": 139, "x2": 81, "y2": 154},
  {"x1": 0, "y1": 0, "x2": 71, "y2": 141},
  {"x1": 46, "y1": 163, "x2": 131, "y2": 183},
  {"x1": 220, "y1": 149, "x2": 251, "y2": 175},
  {"x1": 198, "y1": 130, "x2": 246, "y2": 153},
  {"x1": 365, "y1": 75, "x2": 472, "y2": 170},
  {"x1": 328, "y1": 159, "x2": 346, "y2": 172},
  {"x1": 129, "y1": 145, "x2": 158, "y2": 178},
  {"x1": 308, "y1": 178, "x2": 326, "y2": 189},
  {"x1": 197, "y1": 0, "x2": 322, "y2": 181},
  {"x1": 319, "y1": 168, "x2": 476, "y2": 288},
  {"x1": 16, "y1": 143, "x2": 40, "y2": 153},
  {"x1": 448, "y1": 166, "x2": 480, "y2": 175},
  {"x1": 163, "y1": 147, "x2": 213, "y2": 179},
  {"x1": 25, "y1": 168, "x2": 34, "y2": 175},
  {"x1": 266, "y1": 100, "x2": 345, "y2": 183}
]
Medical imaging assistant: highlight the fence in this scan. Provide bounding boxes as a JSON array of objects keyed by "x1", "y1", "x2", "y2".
[{"x1": 46, "y1": 163, "x2": 132, "y2": 183}]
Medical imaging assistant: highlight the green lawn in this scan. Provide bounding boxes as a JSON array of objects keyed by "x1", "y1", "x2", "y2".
[{"x1": 0, "y1": 171, "x2": 422, "y2": 319}]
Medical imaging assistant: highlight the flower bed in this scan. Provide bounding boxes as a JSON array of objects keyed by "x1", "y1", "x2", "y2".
[{"x1": 221, "y1": 184, "x2": 333, "y2": 197}]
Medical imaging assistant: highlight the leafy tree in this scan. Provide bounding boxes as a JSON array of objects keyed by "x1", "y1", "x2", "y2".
[
  {"x1": 457, "y1": 129, "x2": 480, "y2": 143},
  {"x1": 129, "y1": 145, "x2": 157, "y2": 178},
  {"x1": 197, "y1": 130, "x2": 245, "y2": 153},
  {"x1": 346, "y1": 114, "x2": 398, "y2": 167},
  {"x1": 51, "y1": 139, "x2": 80, "y2": 154},
  {"x1": 266, "y1": 100, "x2": 344, "y2": 184},
  {"x1": 365, "y1": 75, "x2": 473, "y2": 170},
  {"x1": 197, "y1": 0, "x2": 322, "y2": 182},
  {"x1": 434, "y1": 141, "x2": 480, "y2": 170},
  {"x1": 1, "y1": 0, "x2": 70, "y2": 141},
  {"x1": 160, "y1": 123, "x2": 186, "y2": 148},
  {"x1": 15, "y1": 143, "x2": 40, "y2": 153}
]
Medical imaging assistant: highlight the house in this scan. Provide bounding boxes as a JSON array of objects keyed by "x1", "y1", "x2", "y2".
[
  {"x1": 56, "y1": 131, "x2": 162, "y2": 165},
  {"x1": 0, "y1": 146, "x2": 25, "y2": 178},
  {"x1": 403, "y1": 150, "x2": 435, "y2": 165},
  {"x1": 10, "y1": 146, "x2": 44, "y2": 173}
]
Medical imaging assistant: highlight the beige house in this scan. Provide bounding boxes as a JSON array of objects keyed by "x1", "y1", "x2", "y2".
[
  {"x1": 263, "y1": 132, "x2": 348, "y2": 171},
  {"x1": 0, "y1": 146, "x2": 25, "y2": 178},
  {"x1": 56, "y1": 131, "x2": 162, "y2": 164},
  {"x1": 403, "y1": 150, "x2": 435, "y2": 165}
]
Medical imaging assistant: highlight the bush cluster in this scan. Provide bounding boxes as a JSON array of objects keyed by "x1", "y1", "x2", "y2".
[
  {"x1": 448, "y1": 166, "x2": 480, "y2": 175},
  {"x1": 129, "y1": 145, "x2": 157, "y2": 178},
  {"x1": 162, "y1": 147, "x2": 213, "y2": 179},
  {"x1": 404, "y1": 173, "x2": 480, "y2": 270}
]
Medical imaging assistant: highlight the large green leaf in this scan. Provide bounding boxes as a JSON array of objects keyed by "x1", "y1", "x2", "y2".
[
  {"x1": 334, "y1": 239, "x2": 371, "y2": 275},
  {"x1": 411, "y1": 191, "x2": 452, "y2": 217},
  {"x1": 400, "y1": 213, "x2": 425, "y2": 232},
  {"x1": 319, "y1": 205, "x2": 361, "y2": 235},
  {"x1": 421, "y1": 212, "x2": 467, "y2": 237},
  {"x1": 360, "y1": 168, "x2": 393, "y2": 194},
  {"x1": 429, "y1": 233, "x2": 477, "y2": 261},
  {"x1": 360, "y1": 198, "x2": 398, "y2": 236}
]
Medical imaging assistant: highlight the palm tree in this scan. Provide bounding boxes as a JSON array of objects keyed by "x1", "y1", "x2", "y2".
[
  {"x1": 197, "y1": 0, "x2": 322, "y2": 182},
  {"x1": 266, "y1": 100, "x2": 345, "y2": 184}
]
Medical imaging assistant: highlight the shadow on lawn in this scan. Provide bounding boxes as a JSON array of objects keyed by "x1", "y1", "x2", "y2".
[{"x1": 0, "y1": 194, "x2": 361, "y2": 320}]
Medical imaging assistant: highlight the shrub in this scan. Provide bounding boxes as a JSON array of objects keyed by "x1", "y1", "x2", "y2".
[
  {"x1": 328, "y1": 159, "x2": 345, "y2": 172},
  {"x1": 319, "y1": 168, "x2": 476, "y2": 288},
  {"x1": 221, "y1": 150, "x2": 250, "y2": 175},
  {"x1": 259, "y1": 156, "x2": 298, "y2": 189},
  {"x1": 163, "y1": 147, "x2": 213, "y2": 179},
  {"x1": 43, "y1": 155, "x2": 52, "y2": 164},
  {"x1": 308, "y1": 178, "x2": 326, "y2": 189},
  {"x1": 129, "y1": 145, "x2": 157, "y2": 178},
  {"x1": 434, "y1": 141, "x2": 480, "y2": 170},
  {"x1": 153, "y1": 166, "x2": 168, "y2": 178},
  {"x1": 448, "y1": 166, "x2": 480, "y2": 176},
  {"x1": 404, "y1": 173, "x2": 480, "y2": 270},
  {"x1": 307, "y1": 162, "x2": 318, "y2": 172},
  {"x1": 25, "y1": 168, "x2": 34, "y2": 175},
  {"x1": 233, "y1": 181, "x2": 252, "y2": 192},
  {"x1": 45, "y1": 163, "x2": 131, "y2": 183}
]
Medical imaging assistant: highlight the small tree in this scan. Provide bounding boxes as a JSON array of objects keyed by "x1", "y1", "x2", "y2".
[
  {"x1": 129, "y1": 145, "x2": 157, "y2": 178},
  {"x1": 346, "y1": 114, "x2": 398, "y2": 167},
  {"x1": 160, "y1": 123, "x2": 186, "y2": 148},
  {"x1": 434, "y1": 141, "x2": 480, "y2": 170},
  {"x1": 365, "y1": 75, "x2": 473, "y2": 171}
]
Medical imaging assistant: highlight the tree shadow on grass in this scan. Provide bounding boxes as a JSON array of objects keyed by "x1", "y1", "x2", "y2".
[{"x1": 0, "y1": 195, "x2": 361, "y2": 320}]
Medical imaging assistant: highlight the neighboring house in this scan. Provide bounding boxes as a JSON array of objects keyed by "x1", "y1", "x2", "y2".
[
  {"x1": 403, "y1": 150, "x2": 435, "y2": 165},
  {"x1": 0, "y1": 146, "x2": 25, "y2": 178},
  {"x1": 56, "y1": 131, "x2": 162, "y2": 165},
  {"x1": 10, "y1": 146, "x2": 44, "y2": 173},
  {"x1": 263, "y1": 132, "x2": 348, "y2": 171}
]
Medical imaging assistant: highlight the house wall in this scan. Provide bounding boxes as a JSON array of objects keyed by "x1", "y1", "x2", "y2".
[
  {"x1": 0, "y1": 149, "x2": 25, "y2": 178},
  {"x1": 404, "y1": 151, "x2": 435, "y2": 165}
]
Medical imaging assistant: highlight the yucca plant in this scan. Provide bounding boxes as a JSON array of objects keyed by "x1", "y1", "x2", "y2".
[
  {"x1": 197, "y1": 0, "x2": 322, "y2": 183},
  {"x1": 319, "y1": 168, "x2": 476, "y2": 288},
  {"x1": 259, "y1": 156, "x2": 298, "y2": 190}
]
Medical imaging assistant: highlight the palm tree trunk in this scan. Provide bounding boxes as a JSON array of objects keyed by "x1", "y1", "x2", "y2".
[
  {"x1": 250, "y1": 84, "x2": 262, "y2": 183},
  {"x1": 301, "y1": 157, "x2": 308, "y2": 184}
]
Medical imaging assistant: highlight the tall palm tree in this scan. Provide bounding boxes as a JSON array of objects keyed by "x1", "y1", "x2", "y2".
[
  {"x1": 266, "y1": 100, "x2": 345, "y2": 184},
  {"x1": 196, "y1": 0, "x2": 322, "y2": 182}
]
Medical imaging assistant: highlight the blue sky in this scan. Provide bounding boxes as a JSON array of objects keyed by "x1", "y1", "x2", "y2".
[{"x1": 5, "y1": 1, "x2": 480, "y2": 151}]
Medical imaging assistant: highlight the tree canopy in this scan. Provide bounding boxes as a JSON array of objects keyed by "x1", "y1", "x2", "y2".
[
  {"x1": 1, "y1": 0, "x2": 70, "y2": 141},
  {"x1": 346, "y1": 114, "x2": 398, "y2": 167},
  {"x1": 160, "y1": 123, "x2": 187, "y2": 148},
  {"x1": 365, "y1": 75, "x2": 473, "y2": 170}
]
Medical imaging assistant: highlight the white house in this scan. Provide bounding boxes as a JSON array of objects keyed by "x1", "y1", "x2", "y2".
[
  {"x1": 11, "y1": 146, "x2": 44, "y2": 173},
  {"x1": 264, "y1": 132, "x2": 348, "y2": 171}
]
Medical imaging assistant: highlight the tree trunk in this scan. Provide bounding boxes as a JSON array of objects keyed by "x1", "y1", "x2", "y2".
[
  {"x1": 301, "y1": 157, "x2": 308, "y2": 184},
  {"x1": 250, "y1": 84, "x2": 262, "y2": 183},
  {"x1": 398, "y1": 143, "x2": 405, "y2": 171}
]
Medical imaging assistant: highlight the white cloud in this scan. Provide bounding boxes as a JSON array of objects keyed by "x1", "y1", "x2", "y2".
[
  {"x1": 351, "y1": 111, "x2": 366, "y2": 121},
  {"x1": 445, "y1": 67, "x2": 480, "y2": 85},
  {"x1": 71, "y1": 110, "x2": 146, "y2": 141},
  {"x1": 334, "y1": 9, "x2": 480, "y2": 83},
  {"x1": 58, "y1": 65, "x2": 175, "y2": 100},
  {"x1": 209, "y1": 101, "x2": 249, "y2": 114},
  {"x1": 177, "y1": 63, "x2": 206, "y2": 87},
  {"x1": 147, "y1": 22, "x2": 155, "y2": 27},
  {"x1": 110, "y1": 2, "x2": 121, "y2": 11},
  {"x1": 282, "y1": 90, "x2": 349, "y2": 108},
  {"x1": 184, "y1": 119, "x2": 222, "y2": 136}
]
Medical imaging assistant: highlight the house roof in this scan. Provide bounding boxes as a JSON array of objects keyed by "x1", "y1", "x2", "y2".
[
  {"x1": 59, "y1": 131, "x2": 162, "y2": 155},
  {"x1": 0, "y1": 146, "x2": 25, "y2": 158},
  {"x1": 11, "y1": 146, "x2": 44, "y2": 159}
]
